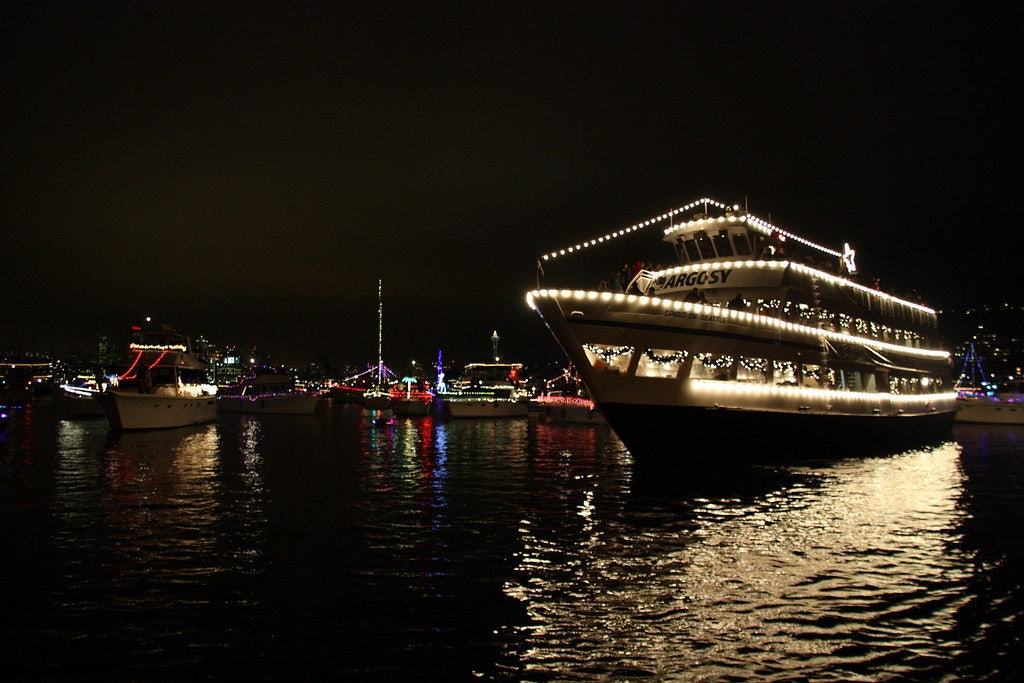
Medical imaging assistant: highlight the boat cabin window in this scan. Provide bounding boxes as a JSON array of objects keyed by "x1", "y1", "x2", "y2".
[
  {"x1": 682, "y1": 237, "x2": 700, "y2": 262},
  {"x1": 737, "y1": 356, "x2": 767, "y2": 383},
  {"x1": 180, "y1": 369, "x2": 208, "y2": 384},
  {"x1": 772, "y1": 360, "x2": 797, "y2": 386},
  {"x1": 732, "y1": 232, "x2": 752, "y2": 256},
  {"x1": 150, "y1": 367, "x2": 175, "y2": 384},
  {"x1": 712, "y1": 229, "x2": 734, "y2": 257},
  {"x1": 637, "y1": 348, "x2": 689, "y2": 378},
  {"x1": 801, "y1": 364, "x2": 822, "y2": 388},
  {"x1": 582, "y1": 344, "x2": 634, "y2": 375},
  {"x1": 690, "y1": 353, "x2": 733, "y2": 380},
  {"x1": 695, "y1": 231, "x2": 716, "y2": 259}
]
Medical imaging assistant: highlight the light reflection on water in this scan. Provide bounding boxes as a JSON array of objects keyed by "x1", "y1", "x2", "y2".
[
  {"x1": 2, "y1": 405, "x2": 1020, "y2": 681},
  {"x1": 505, "y1": 442, "x2": 975, "y2": 681}
]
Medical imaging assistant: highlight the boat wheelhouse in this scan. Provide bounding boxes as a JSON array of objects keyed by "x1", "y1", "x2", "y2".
[{"x1": 526, "y1": 198, "x2": 957, "y2": 458}]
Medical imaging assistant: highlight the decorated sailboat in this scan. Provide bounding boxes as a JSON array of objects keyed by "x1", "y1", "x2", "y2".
[{"x1": 955, "y1": 342, "x2": 1024, "y2": 424}]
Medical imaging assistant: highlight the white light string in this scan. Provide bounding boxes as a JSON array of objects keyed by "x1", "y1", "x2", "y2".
[{"x1": 538, "y1": 197, "x2": 844, "y2": 262}]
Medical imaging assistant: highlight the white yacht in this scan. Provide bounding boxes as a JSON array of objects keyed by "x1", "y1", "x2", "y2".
[
  {"x1": 95, "y1": 324, "x2": 218, "y2": 430},
  {"x1": 438, "y1": 362, "x2": 531, "y2": 418},
  {"x1": 218, "y1": 372, "x2": 322, "y2": 415}
]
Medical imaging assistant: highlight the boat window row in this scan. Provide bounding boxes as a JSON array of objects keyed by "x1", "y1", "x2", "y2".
[
  {"x1": 674, "y1": 229, "x2": 753, "y2": 264},
  {"x1": 582, "y1": 343, "x2": 947, "y2": 395},
  {"x1": 692, "y1": 296, "x2": 928, "y2": 348},
  {"x1": 669, "y1": 229, "x2": 933, "y2": 329}
]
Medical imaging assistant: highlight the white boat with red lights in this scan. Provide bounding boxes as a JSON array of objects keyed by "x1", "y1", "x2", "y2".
[
  {"x1": 526, "y1": 197, "x2": 958, "y2": 458},
  {"x1": 95, "y1": 323, "x2": 218, "y2": 430}
]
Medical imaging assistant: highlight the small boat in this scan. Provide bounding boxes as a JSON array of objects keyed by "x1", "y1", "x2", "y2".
[
  {"x1": 390, "y1": 376, "x2": 434, "y2": 416},
  {"x1": 60, "y1": 379, "x2": 105, "y2": 417},
  {"x1": 955, "y1": 343, "x2": 1024, "y2": 424},
  {"x1": 1, "y1": 360, "x2": 54, "y2": 408},
  {"x1": 534, "y1": 366, "x2": 605, "y2": 424},
  {"x1": 526, "y1": 197, "x2": 958, "y2": 458},
  {"x1": 218, "y1": 371, "x2": 322, "y2": 415},
  {"x1": 438, "y1": 361, "x2": 531, "y2": 418},
  {"x1": 94, "y1": 323, "x2": 218, "y2": 430},
  {"x1": 956, "y1": 381, "x2": 1024, "y2": 424}
]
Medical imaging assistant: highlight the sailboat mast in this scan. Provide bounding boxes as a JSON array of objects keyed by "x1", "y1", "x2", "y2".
[{"x1": 376, "y1": 279, "x2": 383, "y2": 387}]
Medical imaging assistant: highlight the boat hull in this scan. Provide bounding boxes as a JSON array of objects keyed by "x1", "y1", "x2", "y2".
[
  {"x1": 601, "y1": 401, "x2": 955, "y2": 460},
  {"x1": 537, "y1": 400, "x2": 606, "y2": 424},
  {"x1": 442, "y1": 398, "x2": 530, "y2": 418},
  {"x1": 96, "y1": 391, "x2": 218, "y2": 430},
  {"x1": 392, "y1": 398, "x2": 432, "y2": 416},
  {"x1": 955, "y1": 398, "x2": 1024, "y2": 425},
  {"x1": 528, "y1": 290, "x2": 958, "y2": 459},
  {"x1": 217, "y1": 394, "x2": 321, "y2": 415},
  {"x1": 66, "y1": 394, "x2": 104, "y2": 417}
]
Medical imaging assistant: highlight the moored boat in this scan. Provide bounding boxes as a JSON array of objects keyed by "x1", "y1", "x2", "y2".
[
  {"x1": 218, "y1": 371, "x2": 322, "y2": 415},
  {"x1": 526, "y1": 197, "x2": 958, "y2": 458},
  {"x1": 95, "y1": 323, "x2": 218, "y2": 430},
  {"x1": 438, "y1": 362, "x2": 531, "y2": 418},
  {"x1": 390, "y1": 376, "x2": 434, "y2": 416},
  {"x1": 956, "y1": 381, "x2": 1024, "y2": 425},
  {"x1": 952, "y1": 342, "x2": 1024, "y2": 424},
  {"x1": 60, "y1": 380, "x2": 104, "y2": 417},
  {"x1": 533, "y1": 365, "x2": 605, "y2": 424}
]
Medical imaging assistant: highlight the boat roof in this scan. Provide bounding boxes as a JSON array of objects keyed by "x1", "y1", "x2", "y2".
[{"x1": 539, "y1": 196, "x2": 846, "y2": 265}]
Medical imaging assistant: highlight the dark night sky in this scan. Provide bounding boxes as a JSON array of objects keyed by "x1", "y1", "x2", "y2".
[{"x1": 2, "y1": 0, "x2": 1020, "y2": 369}]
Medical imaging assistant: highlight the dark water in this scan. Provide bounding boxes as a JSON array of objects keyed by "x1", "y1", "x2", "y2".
[{"x1": 1, "y1": 401, "x2": 1021, "y2": 682}]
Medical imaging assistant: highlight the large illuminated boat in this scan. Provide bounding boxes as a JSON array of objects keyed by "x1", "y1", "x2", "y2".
[
  {"x1": 95, "y1": 324, "x2": 218, "y2": 430},
  {"x1": 526, "y1": 197, "x2": 958, "y2": 457}
]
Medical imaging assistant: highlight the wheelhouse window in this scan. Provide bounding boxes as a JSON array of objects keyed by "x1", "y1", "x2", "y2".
[
  {"x1": 683, "y1": 238, "x2": 700, "y2": 262},
  {"x1": 732, "y1": 232, "x2": 753, "y2": 256},
  {"x1": 582, "y1": 343, "x2": 634, "y2": 375},
  {"x1": 150, "y1": 367, "x2": 176, "y2": 384},
  {"x1": 637, "y1": 348, "x2": 689, "y2": 378},
  {"x1": 712, "y1": 229, "x2": 734, "y2": 257},
  {"x1": 695, "y1": 230, "x2": 716, "y2": 259}
]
